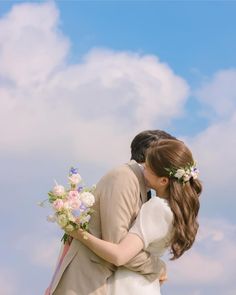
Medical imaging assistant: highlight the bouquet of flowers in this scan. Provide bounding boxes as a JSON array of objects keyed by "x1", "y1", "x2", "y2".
[{"x1": 38, "y1": 167, "x2": 95, "y2": 243}]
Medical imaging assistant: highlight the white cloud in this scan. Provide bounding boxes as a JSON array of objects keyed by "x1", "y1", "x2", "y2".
[
  {"x1": 226, "y1": 289, "x2": 236, "y2": 295},
  {"x1": 187, "y1": 68, "x2": 236, "y2": 201},
  {"x1": 1, "y1": 3, "x2": 236, "y2": 294},
  {"x1": 181, "y1": 290, "x2": 202, "y2": 295},
  {"x1": 0, "y1": 1, "x2": 69, "y2": 86},
  {"x1": 196, "y1": 69, "x2": 236, "y2": 119},
  {"x1": 167, "y1": 217, "x2": 236, "y2": 286},
  {"x1": 168, "y1": 249, "x2": 223, "y2": 284},
  {"x1": 0, "y1": 269, "x2": 18, "y2": 295},
  {"x1": 198, "y1": 217, "x2": 236, "y2": 243},
  {"x1": 0, "y1": 2, "x2": 189, "y2": 167},
  {"x1": 16, "y1": 231, "x2": 61, "y2": 269},
  {"x1": 189, "y1": 113, "x2": 236, "y2": 198}
]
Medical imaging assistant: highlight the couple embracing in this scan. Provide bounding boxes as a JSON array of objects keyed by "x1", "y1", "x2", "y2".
[{"x1": 45, "y1": 130, "x2": 202, "y2": 295}]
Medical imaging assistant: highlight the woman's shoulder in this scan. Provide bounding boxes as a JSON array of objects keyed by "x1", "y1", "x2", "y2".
[
  {"x1": 143, "y1": 196, "x2": 173, "y2": 223},
  {"x1": 130, "y1": 196, "x2": 173, "y2": 249},
  {"x1": 144, "y1": 196, "x2": 169, "y2": 210}
]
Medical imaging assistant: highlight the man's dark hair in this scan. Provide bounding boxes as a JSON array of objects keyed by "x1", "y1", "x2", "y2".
[{"x1": 130, "y1": 130, "x2": 176, "y2": 163}]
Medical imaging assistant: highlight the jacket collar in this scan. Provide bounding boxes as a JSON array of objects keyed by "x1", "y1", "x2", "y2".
[{"x1": 127, "y1": 160, "x2": 147, "y2": 204}]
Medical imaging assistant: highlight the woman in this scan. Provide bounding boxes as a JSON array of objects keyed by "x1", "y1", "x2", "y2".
[{"x1": 67, "y1": 139, "x2": 202, "y2": 295}]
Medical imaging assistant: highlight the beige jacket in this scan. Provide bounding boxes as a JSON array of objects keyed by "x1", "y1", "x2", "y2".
[{"x1": 52, "y1": 160, "x2": 165, "y2": 295}]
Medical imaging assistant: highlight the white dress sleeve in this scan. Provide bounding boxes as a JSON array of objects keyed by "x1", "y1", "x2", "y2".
[{"x1": 129, "y1": 197, "x2": 173, "y2": 249}]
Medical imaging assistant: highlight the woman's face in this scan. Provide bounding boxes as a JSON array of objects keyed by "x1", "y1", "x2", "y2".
[{"x1": 143, "y1": 162, "x2": 169, "y2": 195}]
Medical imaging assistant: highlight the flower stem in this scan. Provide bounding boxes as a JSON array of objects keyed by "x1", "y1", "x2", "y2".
[{"x1": 61, "y1": 233, "x2": 69, "y2": 244}]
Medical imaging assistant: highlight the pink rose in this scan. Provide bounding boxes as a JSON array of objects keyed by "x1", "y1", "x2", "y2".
[
  {"x1": 68, "y1": 174, "x2": 82, "y2": 185},
  {"x1": 53, "y1": 199, "x2": 64, "y2": 211},
  {"x1": 67, "y1": 190, "x2": 81, "y2": 209},
  {"x1": 68, "y1": 190, "x2": 79, "y2": 200},
  {"x1": 69, "y1": 198, "x2": 81, "y2": 210}
]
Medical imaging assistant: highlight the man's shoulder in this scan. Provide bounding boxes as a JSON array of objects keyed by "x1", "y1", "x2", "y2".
[
  {"x1": 98, "y1": 161, "x2": 140, "y2": 187},
  {"x1": 104, "y1": 162, "x2": 136, "y2": 179}
]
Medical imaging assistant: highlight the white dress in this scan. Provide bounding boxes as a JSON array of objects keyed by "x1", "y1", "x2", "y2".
[{"x1": 107, "y1": 196, "x2": 173, "y2": 295}]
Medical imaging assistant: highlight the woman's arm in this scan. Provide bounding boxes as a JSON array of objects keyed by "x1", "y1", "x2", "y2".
[{"x1": 68, "y1": 229, "x2": 144, "y2": 267}]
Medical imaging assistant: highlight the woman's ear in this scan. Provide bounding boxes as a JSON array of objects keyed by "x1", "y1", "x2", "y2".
[{"x1": 161, "y1": 177, "x2": 169, "y2": 186}]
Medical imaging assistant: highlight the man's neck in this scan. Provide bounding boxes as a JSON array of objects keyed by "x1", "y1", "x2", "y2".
[{"x1": 137, "y1": 163, "x2": 150, "y2": 192}]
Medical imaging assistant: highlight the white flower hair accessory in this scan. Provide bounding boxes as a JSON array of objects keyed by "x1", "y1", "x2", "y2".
[{"x1": 165, "y1": 162, "x2": 199, "y2": 183}]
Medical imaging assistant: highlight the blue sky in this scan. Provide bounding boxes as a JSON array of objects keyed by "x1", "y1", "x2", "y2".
[
  {"x1": 0, "y1": 1, "x2": 236, "y2": 295},
  {"x1": 2, "y1": 1, "x2": 236, "y2": 75},
  {"x1": 1, "y1": 1, "x2": 235, "y2": 137}
]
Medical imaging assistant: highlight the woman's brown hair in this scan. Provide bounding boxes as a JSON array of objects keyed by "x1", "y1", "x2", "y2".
[{"x1": 146, "y1": 139, "x2": 202, "y2": 260}]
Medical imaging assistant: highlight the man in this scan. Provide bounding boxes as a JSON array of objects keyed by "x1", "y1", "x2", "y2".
[
  {"x1": 130, "y1": 130, "x2": 176, "y2": 163},
  {"x1": 51, "y1": 129, "x2": 176, "y2": 295},
  {"x1": 130, "y1": 130, "x2": 176, "y2": 200}
]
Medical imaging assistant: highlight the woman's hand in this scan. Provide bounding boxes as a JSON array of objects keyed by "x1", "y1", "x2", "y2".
[
  {"x1": 66, "y1": 228, "x2": 87, "y2": 241},
  {"x1": 159, "y1": 267, "x2": 168, "y2": 286}
]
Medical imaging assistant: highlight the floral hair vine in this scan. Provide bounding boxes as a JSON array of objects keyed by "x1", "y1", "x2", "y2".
[{"x1": 165, "y1": 162, "x2": 199, "y2": 183}]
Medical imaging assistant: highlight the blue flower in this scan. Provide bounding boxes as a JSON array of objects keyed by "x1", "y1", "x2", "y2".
[
  {"x1": 72, "y1": 209, "x2": 81, "y2": 217},
  {"x1": 70, "y1": 167, "x2": 78, "y2": 174},
  {"x1": 78, "y1": 186, "x2": 83, "y2": 192},
  {"x1": 80, "y1": 203, "x2": 87, "y2": 212}
]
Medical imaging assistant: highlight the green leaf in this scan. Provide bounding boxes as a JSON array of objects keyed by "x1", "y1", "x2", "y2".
[{"x1": 61, "y1": 233, "x2": 68, "y2": 244}]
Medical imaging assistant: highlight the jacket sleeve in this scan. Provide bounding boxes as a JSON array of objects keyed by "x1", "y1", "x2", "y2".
[{"x1": 98, "y1": 167, "x2": 166, "y2": 281}]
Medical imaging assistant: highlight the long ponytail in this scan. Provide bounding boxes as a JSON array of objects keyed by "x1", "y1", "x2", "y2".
[{"x1": 146, "y1": 139, "x2": 202, "y2": 260}]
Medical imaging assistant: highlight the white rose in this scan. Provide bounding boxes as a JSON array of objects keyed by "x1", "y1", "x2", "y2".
[
  {"x1": 57, "y1": 214, "x2": 68, "y2": 228},
  {"x1": 65, "y1": 224, "x2": 74, "y2": 232},
  {"x1": 174, "y1": 169, "x2": 186, "y2": 179},
  {"x1": 68, "y1": 173, "x2": 82, "y2": 185},
  {"x1": 79, "y1": 192, "x2": 95, "y2": 207},
  {"x1": 52, "y1": 185, "x2": 65, "y2": 197}
]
